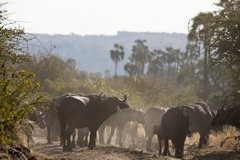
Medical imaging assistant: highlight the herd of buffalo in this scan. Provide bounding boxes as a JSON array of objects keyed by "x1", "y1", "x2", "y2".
[{"x1": 27, "y1": 92, "x2": 240, "y2": 158}]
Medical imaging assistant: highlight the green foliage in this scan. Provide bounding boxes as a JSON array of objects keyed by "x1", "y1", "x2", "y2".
[
  {"x1": 105, "y1": 77, "x2": 198, "y2": 109},
  {"x1": 124, "y1": 39, "x2": 150, "y2": 79},
  {"x1": 211, "y1": 0, "x2": 240, "y2": 106},
  {"x1": 0, "y1": 5, "x2": 43, "y2": 145},
  {"x1": 188, "y1": 12, "x2": 216, "y2": 100},
  {"x1": 21, "y1": 53, "x2": 82, "y2": 96}
]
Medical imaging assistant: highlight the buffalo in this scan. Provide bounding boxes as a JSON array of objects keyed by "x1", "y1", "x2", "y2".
[
  {"x1": 180, "y1": 102, "x2": 215, "y2": 148},
  {"x1": 143, "y1": 107, "x2": 167, "y2": 151},
  {"x1": 98, "y1": 108, "x2": 144, "y2": 147},
  {"x1": 211, "y1": 105, "x2": 240, "y2": 129},
  {"x1": 154, "y1": 106, "x2": 190, "y2": 158},
  {"x1": 57, "y1": 93, "x2": 130, "y2": 151},
  {"x1": 121, "y1": 121, "x2": 140, "y2": 147},
  {"x1": 77, "y1": 128, "x2": 89, "y2": 147},
  {"x1": 41, "y1": 93, "x2": 83, "y2": 144},
  {"x1": 27, "y1": 107, "x2": 46, "y2": 129},
  {"x1": 26, "y1": 106, "x2": 47, "y2": 148}
]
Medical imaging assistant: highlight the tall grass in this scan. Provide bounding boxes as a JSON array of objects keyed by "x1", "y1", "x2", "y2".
[{"x1": 209, "y1": 125, "x2": 240, "y2": 150}]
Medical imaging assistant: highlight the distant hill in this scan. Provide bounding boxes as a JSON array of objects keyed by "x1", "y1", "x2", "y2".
[{"x1": 31, "y1": 31, "x2": 187, "y2": 75}]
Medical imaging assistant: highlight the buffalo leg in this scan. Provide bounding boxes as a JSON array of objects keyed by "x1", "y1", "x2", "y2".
[
  {"x1": 115, "y1": 128, "x2": 119, "y2": 145},
  {"x1": 71, "y1": 129, "x2": 76, "y2": 148},
  {"x1": 174, "y1": 136, "x2": 185, "y2": 158},
  {"x1": 118, "y1": 126, "x2": 123, "y2": 147},
  {"x1": 146, "y1": 134, "x2": 153, "y2": 151},
  {"x1": 83, "y1": 129, "x2": 89, "y2": 146},
  {"x1": 88, "y1": 130, "x2": 97, "y2": 149},
  {"x1": 199, "y1": 132, "x2": 208, "y2": 148},
  {"x1": 163, "y1": 139, "x2": 170, "y2": 156},
  {"x1": 131, "y1": 131, "x2": 136, "y2": 148},
  {"x1": 98, "y1": 125, "x2": 105, "y2": 144},
  {"x1": 106, "y1": 126, "x2": 115, "y2": 145},
  {"x1": 78, "y1": 128, "x2": 89, "y2": 147},
  {"x1": 66, "y1": 127, "x2": 75, "y2": 152},
  {"x1": 59, "y1": 119, "x2": 67, "y2": 151},
  {"x1": 157, "y1": 134, "x2": 162, "y2": 155},
  {"x1": 77, "y1": 129, "x2": 84, "y2": 147},
  {"x1": 47, "y1": 123, "x2": 53, "y2": 144}
]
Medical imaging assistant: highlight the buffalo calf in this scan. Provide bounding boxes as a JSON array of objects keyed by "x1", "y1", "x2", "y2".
[{"x1": 155, "y1": 107, "x2": 190, "y2": 158}]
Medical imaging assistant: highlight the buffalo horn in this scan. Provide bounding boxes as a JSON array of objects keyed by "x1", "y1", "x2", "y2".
[
  {"x1": 99, "y1": 92, "x2": 106, "y2": 100},
  {"x1": 122, "y1": 93, "x2": 127, "y2": 102}
]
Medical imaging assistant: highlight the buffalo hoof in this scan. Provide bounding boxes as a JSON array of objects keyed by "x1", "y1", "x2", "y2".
[
  {"x1": 175, "y1": 154, "x2": 183, "y2": 158},
  {"x1": 146, "y1": 147, "x2": 152, "y2": 152},
  {"x1": 88, "y1": 145, "x2": 95, "y2": 150},
  {"x1": 79, "y1": 143, "x2": 84, "y2": 148},
  {"x1": 71, "y1": 142, "x2": 76, "y2": 148},
  {"x1": 63, "y1": 146, "x2": 67, "y2": 152},
  {"x1": 163, "y1": 149, "x2": 170, "y2": 156},
  {"x1": 63, "y1": 146, "x2": 72, "y2": 152},
  {"x1": 83, "y1": 140, "x2": 88, "y2": 146},
  {"x1": 119, "y1": 143, "x2": 123, "y2": 147}
]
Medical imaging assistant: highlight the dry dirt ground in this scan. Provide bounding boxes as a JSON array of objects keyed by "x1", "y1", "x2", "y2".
[
  {"x1": 31, "y1": 135, "x2": 178, "y2": 160},
  {"x1": 31, "y1": 135, "x2": 240, "y2": 160}
]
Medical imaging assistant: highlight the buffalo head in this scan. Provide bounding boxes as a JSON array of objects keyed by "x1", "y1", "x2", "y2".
[
  {"x1": 101, "y1": 93, "x2": 130, "y2": 115},
  {"x1": 211, "y1": 103, "x2": 240, "y2": 129}
]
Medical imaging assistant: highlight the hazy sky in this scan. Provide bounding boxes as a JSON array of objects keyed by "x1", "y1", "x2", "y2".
[{"x1": 5, "y1": 0, "x2": 219, "y2": 35}]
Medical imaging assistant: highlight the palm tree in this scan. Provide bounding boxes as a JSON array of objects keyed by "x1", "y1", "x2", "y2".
[
  {"x1": 110, "y1": 43, "x2": 125, "y2": 77},
  {"x1": 188, "y1": 12, "x2": 215, "y2": 100},
  {"x1": 147, "y1": 49, "x2": 165, "y2": 78},
  {"x1": 131, "y1": 39, "x2": 150, "y2": 79}
]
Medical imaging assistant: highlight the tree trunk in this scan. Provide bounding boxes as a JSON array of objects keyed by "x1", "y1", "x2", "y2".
[{"x1": 203, "y1": 41, "x2": 209, "y2": 100}]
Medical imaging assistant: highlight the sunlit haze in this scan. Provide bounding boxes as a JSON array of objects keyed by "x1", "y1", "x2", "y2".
[{"x1": 5, "y1": 0, "x2": 218, "y2": 35}]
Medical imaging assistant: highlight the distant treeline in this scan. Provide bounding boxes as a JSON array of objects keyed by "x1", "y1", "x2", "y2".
[{"x1": 29, "y1": 32, "x2": 187, "y2": 75}]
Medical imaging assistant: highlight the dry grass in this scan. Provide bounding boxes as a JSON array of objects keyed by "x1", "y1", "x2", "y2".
[
  {"x1": 0, "y1": 153, "x2": 12, "y2": 160},
  {"x1": 209, "y1": 125, "x2": 240, "y2": 150},
  {"x1": 183, "y1": 125, "x2": 240, "y2": 151}
]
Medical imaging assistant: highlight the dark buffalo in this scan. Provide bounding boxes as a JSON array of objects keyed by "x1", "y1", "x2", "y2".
[
  {"x1": 154, "y1": 106, "x2": 190, "y2": 158},
  {"x1": 211, "y1": 105, "x2": 240, "y2": 129},
  {"x1": 27, "y1": 108, "x2": 46, "y2": 129},
  {"x1": 57, "y1": 93, "x2": 130, "y2": 151},
  {"x1": 144, "y1": 107, "x2": 167, "y2": 151},
  {"x1": 98, "y1": 108, "x2": 144, "y2": 147},
  {"x1": 26, "y1": 107, "x2": 46, "y2": 148},
  {"x1": 180, "y1": 102, "x2": 215, "y2": 148},
  {"x1": 42, "y1": 93, "x2": 82, "y2": 144}
]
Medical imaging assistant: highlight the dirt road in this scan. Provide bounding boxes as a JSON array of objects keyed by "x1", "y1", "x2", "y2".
[
  {"x1": 31, "y1": 135, "x2": 240, "y2": 160},
  {"x1": 32, "y1": 136, "x2": 178, "y2": 160}
]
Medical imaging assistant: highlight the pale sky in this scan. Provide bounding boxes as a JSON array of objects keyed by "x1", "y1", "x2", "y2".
[{"x1": 5, "y1": 0, "x2": 219, "y2": 35}]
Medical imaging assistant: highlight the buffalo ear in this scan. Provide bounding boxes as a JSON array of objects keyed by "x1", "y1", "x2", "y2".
[{"x1": 221, "y1": 104, "x2": 227, "y2": 110}]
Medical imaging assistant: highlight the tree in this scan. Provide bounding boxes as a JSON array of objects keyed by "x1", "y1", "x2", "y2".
[
  {"x1": 22, "y1": 53, "x2": 82, "y2": 95},
  {"x1": 110, "y1": 43, "x2": 125, "y2": 77},
  {"x1": 188, "y1": 12, "x2": 216, "y2": 100},
  {"x1": 0, "y1": 5, "x2": 43, "y2": 144},
  {"x1": 124, "y1": 58, "x2": 138, "y2": 79},
  {"x1": 211, "y1": 0, "x2": 240, "y2": 105},
  {"x1": 124, "y1": 39, "x2": 150, "y2": 80},
  {"x1": 147, "y1": 49, "x2": 165, "y2": 78}
]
